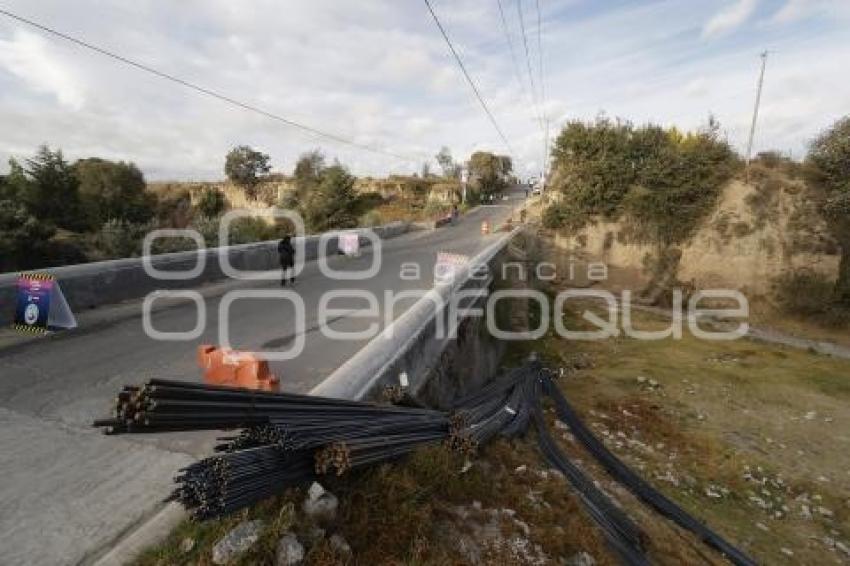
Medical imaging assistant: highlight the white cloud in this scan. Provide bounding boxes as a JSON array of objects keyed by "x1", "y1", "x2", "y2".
[
  {"x1": 702, "y1": 0, "x2": 759, "y2": 38},
  {"x1": 769, "y1": 0, "x2": 850, "y2": 24},
  {"x1": 0, "y1": 1, "x2": 846, "y2": 180},
  {"x1": 772, "y1": 0, "x2": 808, "y2": 23},
  {"x1": 0, "y1": 29, "x2": 85, "y2": 109}
]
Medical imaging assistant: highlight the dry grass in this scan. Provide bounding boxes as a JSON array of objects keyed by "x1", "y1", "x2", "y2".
[{"x1": 511, "y1": 299, "x2": 850, "y2": 565}]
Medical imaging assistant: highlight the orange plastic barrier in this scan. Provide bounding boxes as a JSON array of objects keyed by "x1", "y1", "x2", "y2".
[{"x1": 196, "y1": 345, "x2": 280, "y2": 392}]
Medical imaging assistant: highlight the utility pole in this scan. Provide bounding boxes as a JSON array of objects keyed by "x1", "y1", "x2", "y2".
[
  {"x1": 745, "y1": 51, "x2": 769, "y2": 183},
  {"x1": 543, "y1": 116, "x2": 550, "y2": 193}
]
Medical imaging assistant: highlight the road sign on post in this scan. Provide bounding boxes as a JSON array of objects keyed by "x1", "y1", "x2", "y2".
[
  {"x1": 339, "y1": 232, "x2": 360, "y2": 257},
  {"x1": 460, "y1": 168, "x2": 469, "y2": 204}
]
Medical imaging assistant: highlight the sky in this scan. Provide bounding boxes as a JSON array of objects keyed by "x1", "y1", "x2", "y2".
[{"x1": 0, "y1": 0, "x2": 848, "y2": 181}]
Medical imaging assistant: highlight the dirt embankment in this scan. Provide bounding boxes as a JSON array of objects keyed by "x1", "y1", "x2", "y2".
[{"x1": 549, "y1": 167, "x2": 839, "y2": 298}]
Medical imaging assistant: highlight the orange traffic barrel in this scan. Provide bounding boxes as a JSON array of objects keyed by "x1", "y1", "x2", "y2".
[
  {"x1": 481, "y1": 219, "x2": 491, "y2": 234},
  {"x1": 197, "y1": 345, "x2": 280, "y2": 392}
]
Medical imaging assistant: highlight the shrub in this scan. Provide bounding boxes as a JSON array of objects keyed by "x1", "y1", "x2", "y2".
[
  {"x1": 806, "y1": 116, "x2": 850, "y2": 305},
  {"x1": 0, "y1": 199, "x2": 57, "y2": 271},
  {"x1": 196, "y1": 188, "x2": 226, "y2": 218},
  {"x1": 94, "y1": 219, "x2": 157, "y2": 258},
  {"x1": 541, "y1": 201, "x2": 589, "y2": 231},
  {"x1": 155, "y1": 189, "x2": 192, "y2": 228},
  {"x1": 772, "y1": 269, "x2": 835, "y2": 316},
  {"x1": 293, "y1": 150, "x2": 325, "y2": 193},
  {"x1": 74, "y1": 157, "x2": 154, "y2": 225},
  {"x1": 359, "y1": 210, "x2": 383, "y2": 227},
  {"x1": 302, "y1": 165, "x2": 358, "y2": 232},
  {"x1": 549, "y1": 116, "x2": 737, "y2": 245}
]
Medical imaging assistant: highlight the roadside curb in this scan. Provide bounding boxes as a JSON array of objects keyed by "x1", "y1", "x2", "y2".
[{"x1": 88, "y1": 503, "x2": 186, "y2": 566}]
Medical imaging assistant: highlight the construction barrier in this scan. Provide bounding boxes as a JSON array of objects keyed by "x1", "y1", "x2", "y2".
[{"x1": 197, "y1": 345, "x2": 279, "y2": 392}]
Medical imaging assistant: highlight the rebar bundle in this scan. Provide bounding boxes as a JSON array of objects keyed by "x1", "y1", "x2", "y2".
[{"x1": 95, "y1": 367, "x2": 754, "y2": 566}]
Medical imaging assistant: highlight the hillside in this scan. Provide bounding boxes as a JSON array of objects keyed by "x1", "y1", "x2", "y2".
[{"x1": 551, "y1": 165, "x2": 840, "y2": 298}]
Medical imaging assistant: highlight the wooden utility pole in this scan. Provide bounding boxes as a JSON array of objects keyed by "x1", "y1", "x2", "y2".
[{"x1": 745, "y1": 51, "x2": 769, "y2": 183}]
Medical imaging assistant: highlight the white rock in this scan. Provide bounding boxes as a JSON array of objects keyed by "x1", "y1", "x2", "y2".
[
  {"x1": 515, "y1": 465, "x2": 527, "y2": 474},
  {"x1": 567, "y1": 550, "x2": 596, "y2": 566},
  {"x1": 755, "y1": 522, "x2": 769, "y2": 532},
  {"x1": 835, "y1": 541, "x2": 850, "y2": 557},
  {"x1": 800, "y1": 505, "x2": 813, "y2": 520},
  {"x1": 276, "y1": 533, "x2": 304, "y2": 566},
  {"x1": 636, "y1": 376, "x2": 647, "y2": 384},
  {"x1": 212, "y1": 520, "x2": 264, "y2": 565},
  {"x1": 817, "y1": 506, "x2": 834, "y2": 518},
  {"x1": 460, "y1": 459, "x2": 473, "y2": 474},
  {"x1": 179, "y1": 537, "x2": 195, "y2": 554},
  {"x1": 307, "y1": 482, "x2": 325, "y2": 502},
  {"x1": 804, "y1": 411, "x2": 817, "y2": 420},
  {"x1": 514, "y1": 519, "x2": 531, "y2": 536},
  {"x1": 823, "y1": 536, "x2": 835, "y2": 548},
  {"x1": 303, "y1": 489, "x2": 339, "y2": 523},
  {"x1": 329, "y1": 534, "x2": 352, "y2": 555},
  {"x1": 780, "y1": 547, "x2": 794, "y2": 557}
]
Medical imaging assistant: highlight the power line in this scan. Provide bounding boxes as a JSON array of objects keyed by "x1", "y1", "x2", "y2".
[
  {"x1": 516, "y1": 0, "x2": 544, "y2": 133},
  {"x1": 534, "y1": 0, "x2": 549, "y2": 186},
  {"x1": 0, "y1": 8, "x2": 420, "y2": 163},
  {"x1": 535, "y1": 0, "x2": 545, "y2": 109},
  {"x1": 496, "y1": 0, "x2": 532, "y2": 113},
  {"x1": 423, "y1": 0, "x2": 515, "y2": 156}
]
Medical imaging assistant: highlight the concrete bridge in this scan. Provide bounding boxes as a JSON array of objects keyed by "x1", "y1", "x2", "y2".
[{"x1": 0, "y1": 190, "x2": 526, "y2": 565}]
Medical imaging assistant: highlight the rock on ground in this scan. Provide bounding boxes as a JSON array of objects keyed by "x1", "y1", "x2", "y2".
[
  {"x1": 303, "y1": 482, "x2": 339, "y2": 523},
  {"x1": 329, "y1": 533, "x2": 352, "y2": 555},
  {"x1": 276, "y1": 532, "x2": 305, "y2": 566},
  {"x1": 567, "y1": 551, "x2": 596, "y2": 566},
  {"x1": 212, "y1": 520, "x2": 264, "y2": 565}
]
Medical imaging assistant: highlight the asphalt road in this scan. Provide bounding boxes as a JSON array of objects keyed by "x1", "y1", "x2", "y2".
[{"x1": 0, "y1": 193, "x2": 522, "y2": 566}]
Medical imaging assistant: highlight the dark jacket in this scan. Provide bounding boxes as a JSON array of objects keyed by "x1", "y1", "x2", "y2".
[{"x1": 277, "y1": 238, "x2": 295, "y2": 267}]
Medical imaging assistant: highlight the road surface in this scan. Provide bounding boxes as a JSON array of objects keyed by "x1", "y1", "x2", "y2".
[{"x1": 0, "y1": 194, "x2": 522, "y2": 566}]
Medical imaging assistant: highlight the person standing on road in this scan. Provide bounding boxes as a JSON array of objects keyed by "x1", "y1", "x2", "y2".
[{"x1": 278, "y1": 235, "x2": 295, "y2": 286}]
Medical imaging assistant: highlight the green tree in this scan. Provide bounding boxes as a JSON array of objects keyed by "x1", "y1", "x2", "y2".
[
  {"x1": 547, "y1": 116, "x2": 735, "y2": 245},
  {"x1": 468, "y1": 151, "x2": 509, "y2": 196},
  {"x1": 224, "y1": 145, "x2": 271, "y2": 195},
  {"x1": 550, "y1": 118, "x2": 635, "y2": 217},
  {"x1": 303, "y1": 164, "x2": 357, "y2": 232},
  {"x1": 73, "y1": 157, "x2": 154, "y2": 225},
  {"x1": 293, "y1": 149, "x2": 325, "y2": 193},
  {"x1": 435, "y1": 146, "x2": 460, "y2": 178},
  {"x1": 806, "y1": 116, "x2": 850, "y2": 304},
  {"x1": 498, "y1": 155, "x2": 513, "y2": 177},
  {"x1": 0, "y1": 199, "x2": 56, "y2": 271},
  {"x1": 19, "y1": 145, "x2": 87, "y2": 231},
  {"x1": 195, "y1": 187, "x2": 227, "y2": 218}
]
